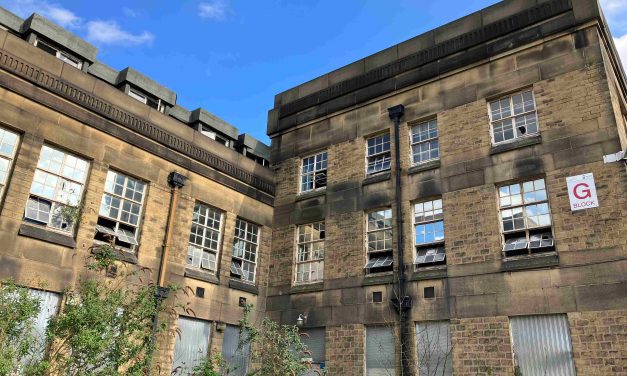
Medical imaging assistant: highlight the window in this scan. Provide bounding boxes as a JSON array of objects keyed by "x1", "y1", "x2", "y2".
[
  {"x1": 94, "y1": 170, "x2": 146, "y2": 252},
  {"x1": 222, "y1": 325, "x2": 250, "y2": 376},
  {"x1": 172, "y1": 317, "x2": 211, "y2": 375},
  {"x1": 365, "y1": 326, "x2": 396, "y2": 376},
  {"x1": 364, "y1": 209, "x2": 393, "y2": 274},
  {"x1": 498, "y1": 178, "x2": 554, "y2": 257},
  {"x1": 413, "y1": 199, "x2": 445, "y2": 268},
  {"x1": 302, "y1": 327, "x2": 326, "y2": 375},
  {"x1": 416, "y1": 321, "x2": 452, "y2": 376},
  {"x1": 300, "y1": 152, "x2": 327, "y2": 193},
  {"x1": 34, "y1": 38, "x2": 82, "y2": 69},
  {"x1": 366, "y1": 133, "x2": 391, "y2": 175},
  {"x1": 510, "y1": 315, "x2": 576, "y2": 375},
  {"x1": 128, "y1": 88, "x2": 165, "y2": 113},
  {"x1": 187, "y1": 203, "x2": 223, "y2": 273},
  {"x1": 25, "y1": 145, "x2": 89, "y2": 233},
  {"x1": 199, "y1": 125, "x2": 230, "y2": 147},
  {"x1": 295, "y1": 222, "x2": 325, "y2": 284},
  {"x1": 230, "y1": 219, "x2": 259, "y2": 283},
  {"x1": 0, "y1": 126, "x2": 19, "y2": 202},
  {"x1": 489, "y1": 90, "x2": 538, "y2": 144},
  {"x1": 411, "y1": 119, "x2": 439, "y2": 165}
]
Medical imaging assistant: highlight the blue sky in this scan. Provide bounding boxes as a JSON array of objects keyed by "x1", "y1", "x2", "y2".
[{"x1": 1, "y1": 0, "x2": 626, "y2": 144}]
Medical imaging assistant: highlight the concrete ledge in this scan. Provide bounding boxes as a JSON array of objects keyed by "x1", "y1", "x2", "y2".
[
  {"x1": 229, "y1": 279, "x2": 258, "y2": 295},
  {"x1": 362, "y1": 171, "x2": 391, "y2": 186},
  {"x1": 489, "y1": 134, "x2": 542, "y2": 155},
  {"x1": 410, "y1": 266, "x2": 448, "y2": 281},
  {"x1": 290, "y1": 282, "x2": 324, "y2": 294},
  {"x1": 408, "y1": 160, "x2": 441, "y2": 175},
  {"x1": 295, "y1": 189, "x2": 326, "y2": 202},
  {"x1": 185, "y1": 268, "x2": 220, "y2": 285},
  {"x1": 501, "y1": 252, "x2": 559, "y2": 272},
  {"x1": 18, "y1": 223, "x2": 75, "y2": 248},
  {"x1": 362, "y1": 273, "x2": 394, "y2": 286}
]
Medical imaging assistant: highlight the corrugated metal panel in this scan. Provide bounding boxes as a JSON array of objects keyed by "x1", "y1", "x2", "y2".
[
  {"x1": 301, "y1": 327, "x2": 326, "y2": 376},
  {"x1": 171, "y1": 316, "x2": 211, "y2": 375},
  {"x1": 510, "y1": 315, "x2": 576, "y2": 376},
  {"x1": 366, "y1": 326, "x2": 396, "y2": 376},
  {"x1": 416, "y1": 321, "x2": 452, "y2": 376},
  {"x1": 29, "y1": 289, "x2": 60, "y2": 360},
  {"x1": 222, "y1": 324, "x2": 250, "y2": 376}
]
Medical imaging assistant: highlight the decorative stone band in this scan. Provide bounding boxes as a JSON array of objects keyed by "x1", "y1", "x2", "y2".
[
  {"x1": 0, "y1": 49, "x2": 275, "y2": 196},
  {"x1": 278, "y1": 0, "x2": 571, "y2": 120}
]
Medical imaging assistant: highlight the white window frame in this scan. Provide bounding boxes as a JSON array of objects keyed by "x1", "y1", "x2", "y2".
[
  {"x1": 410, "y1": 119, "x2": 439, "y2": 165},
  {"x1": 488, "y1": 89, "x2": 539, "y2": 145},
  {"x1": 365, "y1": 133, "x2": 391, "y2": 176},
  {"x1": 413, "y1": 198, "x2": 446, "y2": 268},
  {"x1": 0, "y1": 126, "x2": 19, "y2": 203},
  {"x1": 498, "y1": 178, "x2": 554, "y2": 257},
  {"x1": 295, "y1": 222, "x2": 325, "y2": 284},
  {"x1": 187, "y1": 202, "x2": 224, "y2": 273},
  {"x1": 364, "y1": 208, "x2": 393, "y2": 274},
  {"x1": 34, "y1": 38, "x2": 83, "y2": 69},
  {"x1": 128, "y1": 88, "x2": 165, "y2": 113},
  {"x1": 299, "y1": 151, "x2": 327, "y2": 193},
  {"x1": 94, "y1": 170, "x2": 147, "y2": 253},
  {"x1": 230, "y1": 219, "x2": 260, "y2": 283},
  {"x1": 25, "y1": 145, "x2": 89, "y2": 234}
]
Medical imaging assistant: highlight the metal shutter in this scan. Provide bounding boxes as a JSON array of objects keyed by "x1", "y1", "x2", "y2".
[
  {"x1": 222, "y1": 324, "x2": 250, "y2": 376},
  {"x1": 510, "y1": 315, "x2": 576, "y2": 376},
  {"x1": 171, "y1": 317, "x2": 211, "y2": 375},
  {"x1": 416, "y1": 321, "x2": 452, "y2": 376},
  {"x1": 29, "y1": 289, "x2": 61, "y2": 360},
  {"x1": 366, "y1": 326, "x2": 396, "y2": 376},
  {"x1": 301, "y1": 327, "x2": 326, "y2": 375}
]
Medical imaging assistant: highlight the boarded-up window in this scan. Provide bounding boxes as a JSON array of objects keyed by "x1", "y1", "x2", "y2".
[
  {"x1": 366, "y1": 326, "x2": 396, "y2": 376},
  {"x1": 302, "y1": 327, "x2": 326, "y2": 375},
  {"x1": 29, "y1": 289, "x2": 61, "y2": 361},
  {"x1": 510, "y1": 315, "x2": 576, "y2": 376},
  {"x1": 172, "y1": 317, "x2": 211, "y2": 375},
  {"x1": 222, "y1": 325, "x2": 250, "y2": 376},
  {"x1": 416, "y1": 321, "x2": 452, "y2": 376}
]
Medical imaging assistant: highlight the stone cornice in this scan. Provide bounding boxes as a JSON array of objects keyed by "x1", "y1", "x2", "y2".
[{"x1": 0, "y1": 48, "x2": 275, "y2": 198}]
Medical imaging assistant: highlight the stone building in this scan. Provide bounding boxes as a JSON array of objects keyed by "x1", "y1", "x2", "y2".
[
  {"x1": 266, "y1": 0, "x2": 627, "y2": 375},
  {"x1": 0, "y1": 0, "x2": 626, "y2": 375},
  {"x1": 0, "y1": 6, "x2": 272, "y2": 375}
]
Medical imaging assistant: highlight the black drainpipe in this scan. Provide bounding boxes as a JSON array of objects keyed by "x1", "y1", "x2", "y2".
[{"x1": 388, "y1": 104, "x2": 412, "y2": 376}]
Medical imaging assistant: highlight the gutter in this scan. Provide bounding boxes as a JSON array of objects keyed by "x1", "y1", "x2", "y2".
[{"x1": 388, "y1": 104, "x2": 412, "y2": 376}]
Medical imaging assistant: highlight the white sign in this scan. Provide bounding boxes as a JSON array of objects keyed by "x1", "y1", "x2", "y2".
[{"x1": 566, "y1": 173, "x2": 599, "y2": 211}]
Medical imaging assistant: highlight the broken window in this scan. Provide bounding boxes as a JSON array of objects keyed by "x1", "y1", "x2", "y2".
[
  {"x1": 414, "y1": 199, "x2": 446, "y2": 268},
  {"x1": 295, "y1": 222, "x2": 325, "y2": 283},
  {"x1": 498, "y1": 178, "x2": 554, "y2": 257},
  {"x1": 489, "y1": 89, "x2": 539, "y2": 144},
  {"x1": 300, "y1": 152, "x2": 327, "y2": 193},
  {"x1": 366, "y1": 133, "x2": 391, "y2": 175},
  {"x1": 187, "y1": 203, "x2": 223, "y2": 273},
  {"x1": 230, "y1": 219, "x2": 259, "y2": 283},
  {"x1": 94, "y1": 170, "x2": 146, "y2": 252},
  {"x1": 25, "y1": 145, "x2": 89, "y2": 233},
  {"x1": 365, "y1": 209, "x2": 393, "y2": 274}
]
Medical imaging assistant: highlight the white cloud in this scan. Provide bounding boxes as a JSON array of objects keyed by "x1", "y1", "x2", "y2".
[
  {"x1": 2, "y1": 0, "x2": 81, "y2": 28},
  {"x1": 600, "y1": 0, "x2": 627, "y2": 16},
  {"x1": 615, "y1": 34, "x2": 627, "y2": 71},
  {"x1": 198, "y1": 0, "x2": 228, "y2": 20},
  {"x1": 86, "y1": 20, "x2": 154, "y2": 46}
]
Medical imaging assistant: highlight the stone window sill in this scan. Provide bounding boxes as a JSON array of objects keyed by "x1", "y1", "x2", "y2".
[
  {"x1": 362, "y1": 171, "x2": 391, "y2": 186},
  {"x1": 362, "y1": 272, "x2": 394, "y2": 286},
  {"x1": 19, "y1": 223, "x2": 76, "y2": 248},
  {"x1": 295, "y1": 189, "x2": 326, "y2": 202},
  {"x1": 185, "y1": 268, "x2": 220, "y2": 285},
  {"x1": 91, "y1": 244, "x2": 138, "y2": 264},
  {"x1": 490, "y1": 134, "x2": 542, "y2": 155},
  {"x1": 501, "y1": 252, "x2": 558, "y2": 272},
  {"x1": 407, "y1": 160, "x2": 441, "y2": 175},
  {"x1": 290, "y1": 281, "x2": 324, "y2": 294},
  {"x1": 410, "y1": 265, "x2": 447, "y2": 281},
  {"x1": 229, "y1": 279, "x2": 258, "y2": 295}
]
